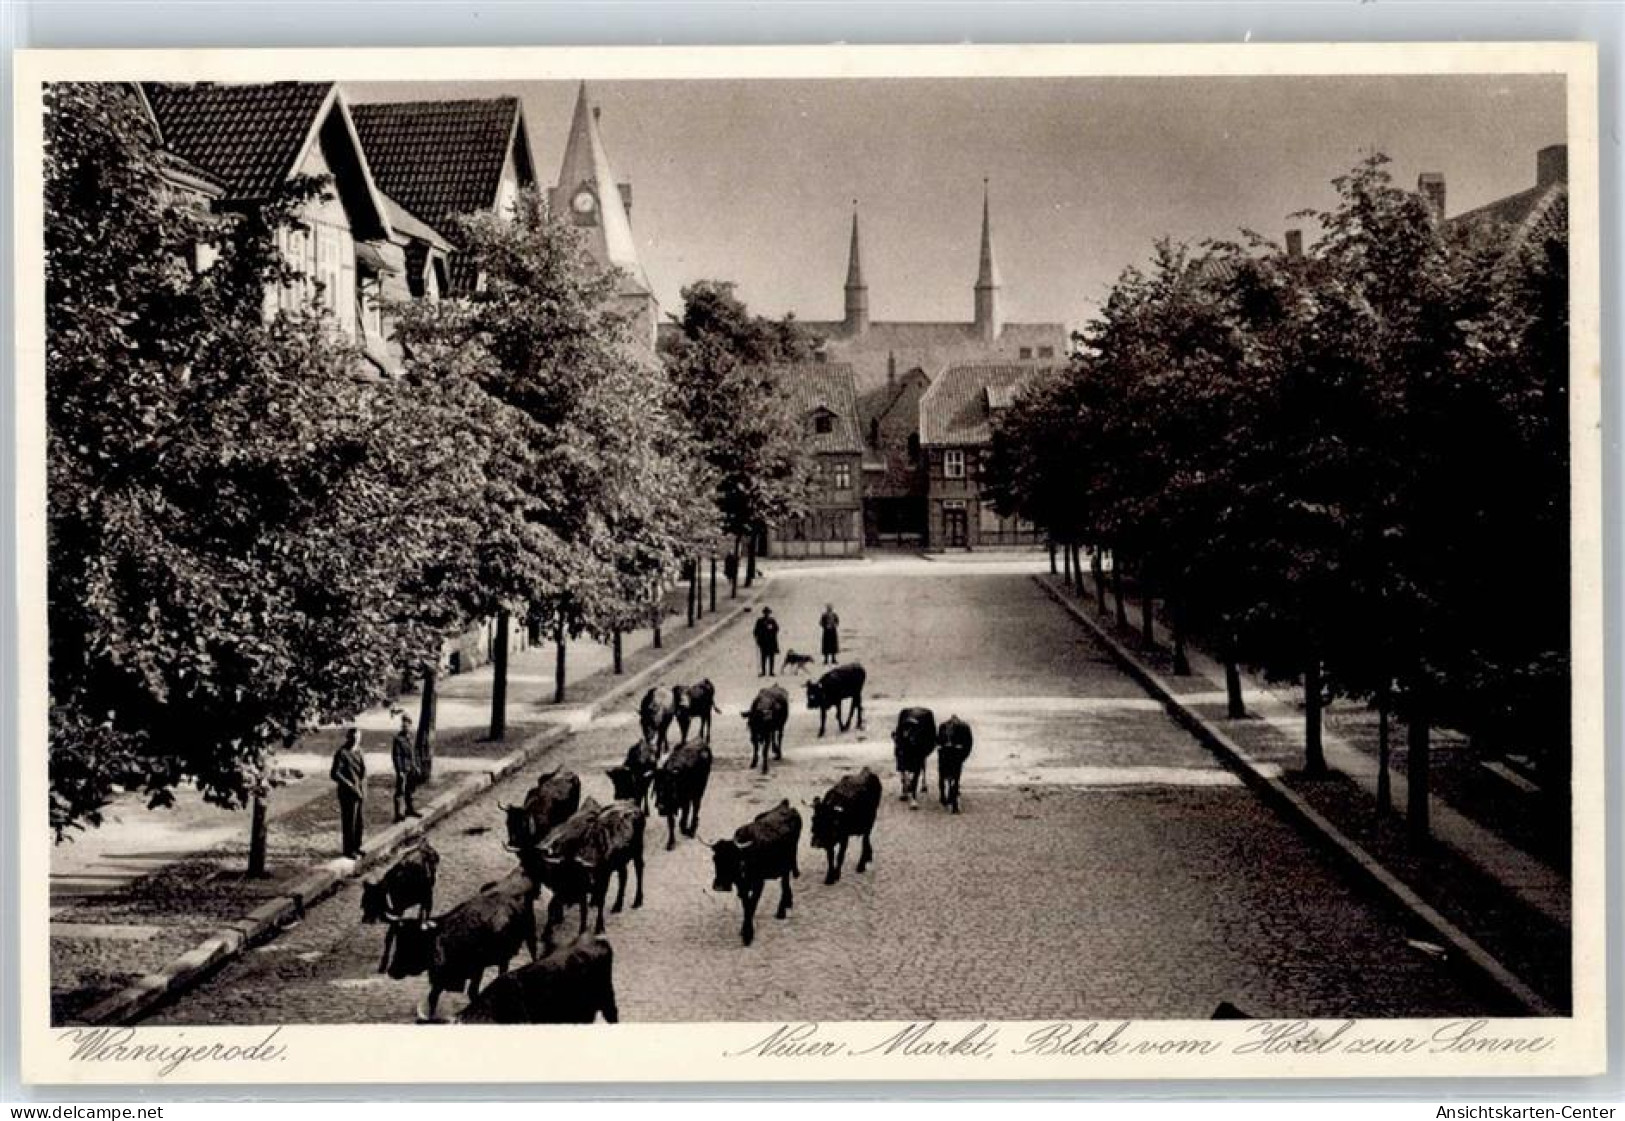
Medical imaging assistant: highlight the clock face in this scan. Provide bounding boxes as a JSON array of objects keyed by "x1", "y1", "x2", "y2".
[{"x1": 571, "y1": 188, "x2": 597, "y2": 215}]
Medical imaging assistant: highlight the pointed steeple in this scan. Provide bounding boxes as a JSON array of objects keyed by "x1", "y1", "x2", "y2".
[
  {"x1": 551, "y1": 82, "x2": 652, "y2": 297},
  {"x1": 974, "y1": 178, "x2": 1002, "y2": 341},
  {"x1": 843, "y1": 200, "x2": 869, "y2": 334}
]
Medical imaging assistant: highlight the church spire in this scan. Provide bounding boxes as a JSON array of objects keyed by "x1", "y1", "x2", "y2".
[
  {"x1": 551, "y1": 81, "x2": 657, "y2": 352},
  {"x1": 551, "y1": 82, "x2": 651, "y2": 296},
  {"x1": 844, "y1": 200, "x2": 869, "y2": 334},
  {"x1": 974, "y1": 178, "x2": 1002, "y2": 341}
]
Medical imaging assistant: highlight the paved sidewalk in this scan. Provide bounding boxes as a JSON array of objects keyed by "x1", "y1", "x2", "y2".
[
  {"x1": 1039, "y1": 572, "x2": 1570, "y2": 1008},
  {"x1": 49, "y1": 580, "x2": 763, "y2": 1023},
  {"x1": 1043, "y1": 573, "x2": 1569, "y2": 922}
]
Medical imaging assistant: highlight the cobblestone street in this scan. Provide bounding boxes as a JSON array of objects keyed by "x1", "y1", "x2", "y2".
[{"x1": 146, "y1": 559, "x2": 1502, "y2": 1025}]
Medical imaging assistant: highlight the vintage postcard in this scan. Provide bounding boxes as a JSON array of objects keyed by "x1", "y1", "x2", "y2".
[{"x1": 11, "y1": 43, "x2": 1603, "y2": 1085}]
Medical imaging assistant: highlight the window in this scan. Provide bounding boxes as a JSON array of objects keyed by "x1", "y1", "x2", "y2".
[
  {"x1": 813, "y1": 412, "x2": 834, "y2": 435},
  {"x1": 832, "y1": 463, "x2": 852, "y2": 491},
  {"x1": 944, "y1": 449, "x2": 966, "y2": 479},
  {"x1": 1019, "y1": 347, "x2": 1033, "y2": 359},
  {"x1": 1038, "y1": 346, "x2": 1055, "y2": 359},
  {"x1": 869, "y1": 417, "x2": 880, "y2": 447},
  {"x1": 907, "y1": 433, "x2": 920, "y2": 462}
]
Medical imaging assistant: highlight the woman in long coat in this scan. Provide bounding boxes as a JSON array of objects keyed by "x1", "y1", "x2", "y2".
[{"x1": 819, "y1": 604, "x2": 840, "y2": 665}]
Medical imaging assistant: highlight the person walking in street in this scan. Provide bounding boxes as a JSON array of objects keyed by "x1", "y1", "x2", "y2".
[
  {"x1": 819, "y1": 603, "x2": 841, "y2": 665},
  {"x1": 753, "y1": 606, "x2": 781, "y2": 677},
  {"x1": 331, "y1": 728, "x2": 367, "y2": 859},
  {"x1": 391, "y1": 714, "x2": 422, "y2": 823}
]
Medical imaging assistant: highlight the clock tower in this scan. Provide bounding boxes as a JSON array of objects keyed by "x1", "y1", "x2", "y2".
[{"x1": 549, "y1": 82, "x2": 658, "y2": 354}]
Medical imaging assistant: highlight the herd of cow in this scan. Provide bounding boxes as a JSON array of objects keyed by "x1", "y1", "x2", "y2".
[{"x1": 355, "y1": 662, "x2": 975, "y2": 1025}]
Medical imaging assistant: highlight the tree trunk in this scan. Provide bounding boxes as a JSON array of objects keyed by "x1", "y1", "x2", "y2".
[
  {"x1": 709, "y1": 556, "x2": 718, "y2": 612},
  {"x1": 728, "y1": 540, "x2": 740, "y2": 598},
  {"x1": 612, "y1": 629, "x2": 623, "y2": 675},
  {"x1": 1062, "y1": 542, "x2": 1072, "y2": 584},
  {"x1": 553, "y1": 627, "x2": 568, "y2": 705},
  {"x1": 1171, "y1": 599, "x2": 1190, "y2": 676},
  {"x1": 415, "y1": 666, "x2": 437, "y2": 783},
  {"x1": 745, "y1": 536, "x2": 757, "y2": 586},
  {"x1": 489, "y1": 609, "x2": 510, "y2": 741},
  {"x1": 1048, "y1": 539, "x2": 1057, "y2": 575},
  {"x1": 1092, "y1": 548, "x2": 1106, "y2": 612},
  {"x1": 1303, "y1": 660, "x2": 1326, "y2": 776},
  {"x1": 1066, "y1": 544, "x2": 1078, "y2": 594},
  {"x1": 651, "y1": 607, "x2": 662, "y2": 650},
  {"x1": 1112, "y1": 551, "x2": 1128, "y2": 628},
  {"x1": 1140, "y1": 588, "x2": 1155, "y2": 646},
  {"x1": 1376, "y1": 681, "x2": 1392, "y2": 815},
  {"x1": 246, "y1": 793, "x2": 269, "y2": 878},
  {"x1": 1223, "y1": 658, "x2": 1245, "y2": 719},
  {"x1": 686, "y1": 561, "x2": 696, "y2": 627},
  {"x1": 1406, "y1": 702, "x2": 1431, "y2": 845}
]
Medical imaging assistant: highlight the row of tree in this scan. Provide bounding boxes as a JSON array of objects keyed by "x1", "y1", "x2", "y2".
[
  {"x1": 986, "y1": 155, "x2": 1569, "y2": 841},
  {"x1": 46, "y1": 82, "x2": 814, "y2": 839}
]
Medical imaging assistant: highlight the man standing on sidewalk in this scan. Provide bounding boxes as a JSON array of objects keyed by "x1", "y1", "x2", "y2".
[
  {"x1": 753, "y1": 606, "x2": 780, "y2": 677},
  {"x1": 391, "y1": 714, "x2": 422, "y2": 823},
  {"x1": 330, "y1": 728, "x2": 367, "y2": 859}
]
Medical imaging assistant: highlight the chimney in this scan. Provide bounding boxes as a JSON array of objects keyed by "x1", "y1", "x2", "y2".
[
  {"x1": 1284, "y1": 229, "x2": 1303, "y2": 259},
  {"x1": 1537, "y1": 144, "x2": 1567, "y2": 187},
  {"x1": 1417, "y1": 172, "x2": 1447, "y2": 222},
  {"x1": 618, "y1": 182, "x2": 633, "y2": 225}
]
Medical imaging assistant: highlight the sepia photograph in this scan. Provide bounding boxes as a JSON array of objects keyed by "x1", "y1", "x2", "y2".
[{"x1": 11, "y1": 43, "x2": 1603, "y2": 1084}]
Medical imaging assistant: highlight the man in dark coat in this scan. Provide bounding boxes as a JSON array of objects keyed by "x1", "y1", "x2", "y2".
[
  {"x1": 819, "y1": 604, "x2": 840, "y2": 665},
  {"x1": 392, "y1": 714, "x2": 422, "y2": 823},
  {"x1": 331, "y1": 728, "x2": 367, "y2": 858},
  {"x1": 753, "y1": 607, "x2": 780, "y2": 677}
]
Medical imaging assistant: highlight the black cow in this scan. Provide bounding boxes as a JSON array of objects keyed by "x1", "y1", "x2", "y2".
[
  {"x1": 639, "y1": 687, "x2": 676, "y2": 754},
  {"x1": 805, "y1": 663, "x2": 866, "y2": 736},
  {"x1": 672, "y1": 679, "x2": 720, "y2": 745},
  {"x1": 653, "y1": 741, "x2": 712, "y2": 850},
  {"x1": 381, "y1": 876, "x2": 540, "y2": 1022},
  {"x1": 892, "y1": 707, "x2": 937, "y2": 805},
  {"x1": 935, "y1": 715, "x2": 974, "y2": 813},
  {"x1": 529, "y1": 799, "x2": 645, "y2": 948},
  {"x1": 742, "y1": 685, "x2": 789, "y2": 775},
  {"x1": 809, "y1": 768, "x2": 882, "y2": 884},
  {"x1": 456, "y1": 935, "x2": 619, "y2": 1024},
  {"x1": 361, "y1": 841, "x2": 440, "y2": 927},
  {"x1": 606, "y1": 740, "x2": 659, "y2": 812},
  {"x1": 502, "y1": 769, "x2": 581, "y2": 850},
  {"x1": 710, "y1": 800, "x2": 802, "y2": 947}
]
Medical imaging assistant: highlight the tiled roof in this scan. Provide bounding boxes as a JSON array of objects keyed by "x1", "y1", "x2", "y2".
[
  {"x1": 378, "y1": 191, "x2": 452, "y2": 253},
  {"x1": 767, "y1": 363, "x2": 865, "y2": 455},
  {"x1": 143, "y1": 82, "x2": 335, "y2": 201},
  {"x1": 919, "y1": 364, "x2": 1048, "y2": 447},
  {"x1": 1449, "y1": 183, "x2": 1567, "y2": 253},
  {"x1": 349, "y1": 98, "x2": 524, "y2": 237}
]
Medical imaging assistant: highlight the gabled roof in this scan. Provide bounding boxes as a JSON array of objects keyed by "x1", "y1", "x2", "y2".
[
  {"x1": 378, "y1": 191, "x2": 453, "y2": 253},
  {"x1": 143, "y1": 82, "x2": 392, "y2": 244},
  {"x1": 920, "y1": 364, "x2": 1047, "y2": 447},
  {"x1": 1449, "y1": 183, "x2": 1568, "y2": 257},
  {"x1": 768, "y1": 363, "x2": 864, "y2": 455},
  {"x1": 143, "y1": 82, "x2": 336, "y2": 201},
  {"x1": 349, "y1": 97, "x2": 534, "y2": 237}
]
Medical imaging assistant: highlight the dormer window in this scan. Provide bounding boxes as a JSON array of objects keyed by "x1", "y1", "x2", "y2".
[{"x1": 812, "y1": 410, "x2": 835, "y2": 435}]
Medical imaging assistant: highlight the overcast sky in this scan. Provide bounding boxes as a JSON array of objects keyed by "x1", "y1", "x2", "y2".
[{"x1": 349, "y1": 75, "x2": 1565, "y2": 332}]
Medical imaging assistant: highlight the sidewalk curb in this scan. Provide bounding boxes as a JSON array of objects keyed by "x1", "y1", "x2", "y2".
[
  {"x1": 77, "y1": 584, "x2": 768, "y2": 1027},
  {"x1": 1034, "y1": 574, "x2": 1558, "y2": 1017}
]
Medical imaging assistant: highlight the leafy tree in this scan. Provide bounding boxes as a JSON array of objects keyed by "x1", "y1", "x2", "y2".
[
  {"x1": 662, "y1": 280, "x2": 815, "y2": 585},
  {"x1": 46, "y1": 82, "x2": 480, "y2": 837}
]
